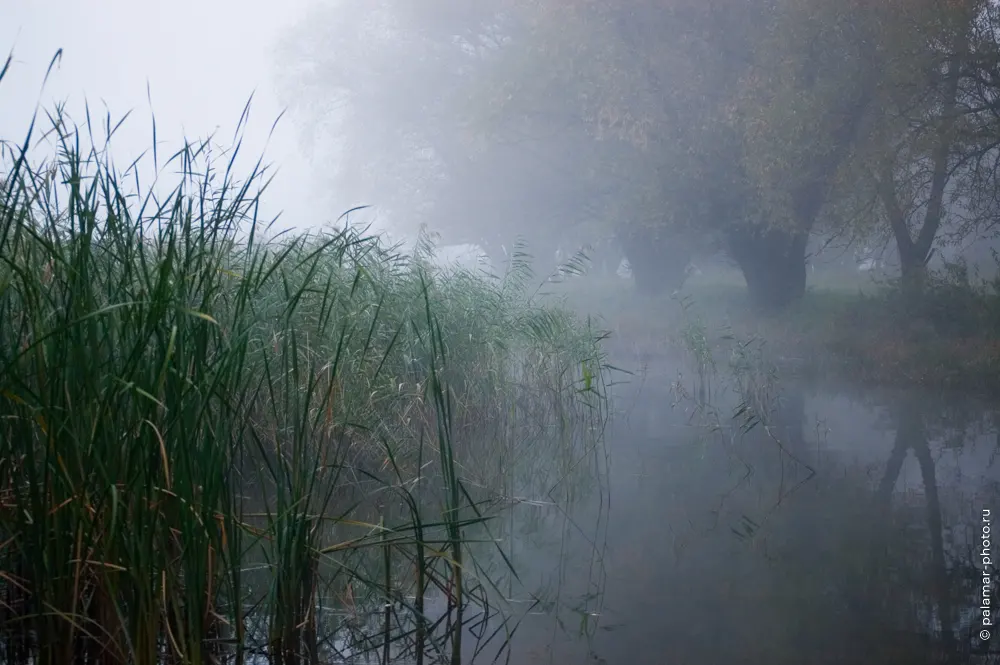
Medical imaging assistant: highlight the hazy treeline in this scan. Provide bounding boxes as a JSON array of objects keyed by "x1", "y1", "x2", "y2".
[{"x1": 279, "y1": 0, "x2": 1000, "y2": 308}]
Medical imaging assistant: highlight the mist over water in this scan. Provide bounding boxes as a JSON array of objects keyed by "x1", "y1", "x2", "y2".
[
  {"x1": 3, "y1": 2, "x2": 1000, "y2": 664},
  {"x1": 447, "y1": 340, "x2": 997, "y2": 664}
]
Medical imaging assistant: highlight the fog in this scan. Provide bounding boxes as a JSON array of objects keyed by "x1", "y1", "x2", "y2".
[
  {"x1": 2, "y1": 0, "x2": 333, "y2": 233},
  {"x1": 2, "y1": 2, "x2": 999, "y2": 664}
]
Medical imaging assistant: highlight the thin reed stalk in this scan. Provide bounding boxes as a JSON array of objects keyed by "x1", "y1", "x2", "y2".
[{"x1": 0, "y1": 50, "x2": 610, "y2": 665}]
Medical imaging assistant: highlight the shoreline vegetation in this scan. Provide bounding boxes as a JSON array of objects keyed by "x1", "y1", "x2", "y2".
[
  {"x1": 557, "y1": 266, "x2": 1000, "y2": 396},
  {"x1": 0, "y1": 59, "x2": 610, "y2": 664}
]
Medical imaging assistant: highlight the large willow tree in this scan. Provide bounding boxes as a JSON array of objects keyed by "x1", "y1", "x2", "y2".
[{"x1": 279, "y1": 0, "x2": 1000, "y2": 307}]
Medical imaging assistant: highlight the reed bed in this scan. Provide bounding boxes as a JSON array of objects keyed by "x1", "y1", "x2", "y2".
[{"x1": 0, "y1": 54, "x2": 609, "y2": 665}]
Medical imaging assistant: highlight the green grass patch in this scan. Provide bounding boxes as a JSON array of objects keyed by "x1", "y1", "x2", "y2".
[{"x1": 557, "y1": 264, "x2": 1000, "y2": 394}]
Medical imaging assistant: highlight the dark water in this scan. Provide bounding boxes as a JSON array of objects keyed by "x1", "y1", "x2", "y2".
[{"x1": 464, "y1": 357, "x2": 1000, "y2": 665}]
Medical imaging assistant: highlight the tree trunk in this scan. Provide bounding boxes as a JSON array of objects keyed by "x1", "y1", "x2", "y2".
[
  {"x1": 875, "y1": 18, "x2": 966, "y2": 302},
  {"x1": 877, "y1": 163, "x2": 937, "y2": 302},
  {"x1": 726, "y1": 36, "x2": 878, "y2": 312},
  {"x1": 727, "y1": 226, "x2": 808, "y2": 311},
  {"x1": 899, "y1": 246, "x2": 929, "y2": 298}
]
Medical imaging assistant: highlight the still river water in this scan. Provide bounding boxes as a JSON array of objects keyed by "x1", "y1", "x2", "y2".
[{"x1": 459, "y1": 350, "x2": 1000, "y2": 665}]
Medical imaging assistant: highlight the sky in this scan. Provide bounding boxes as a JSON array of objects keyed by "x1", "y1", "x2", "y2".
[{"x1": 1, "y1": 0, "x2": 353, "y2": 234}]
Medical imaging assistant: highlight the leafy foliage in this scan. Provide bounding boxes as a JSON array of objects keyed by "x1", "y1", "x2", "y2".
[{"x1": 280, "y1": 0, "x2": 1000, "y2": 307}]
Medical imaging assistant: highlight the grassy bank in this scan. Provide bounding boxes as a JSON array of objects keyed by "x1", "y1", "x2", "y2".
[
  {"x1": 0, "y1": 70, "x2": 609, "y2": 664},
  {"x1": 558, "y1": 264, "x2": 1000, "y2": 394}
]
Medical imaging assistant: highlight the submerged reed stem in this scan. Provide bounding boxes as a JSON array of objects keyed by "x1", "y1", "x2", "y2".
[{"x1": 0, "y1": 51, "x2": 609, "y2": 665}]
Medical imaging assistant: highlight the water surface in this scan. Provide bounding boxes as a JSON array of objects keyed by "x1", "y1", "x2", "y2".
[{"x1": 480, "y1": 355, "x2": 999, "y2": 665}]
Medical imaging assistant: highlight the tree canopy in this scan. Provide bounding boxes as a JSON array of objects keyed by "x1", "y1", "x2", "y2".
[{"x1": 279, "y1": 0, "x2": 1000, "y2": 307}]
